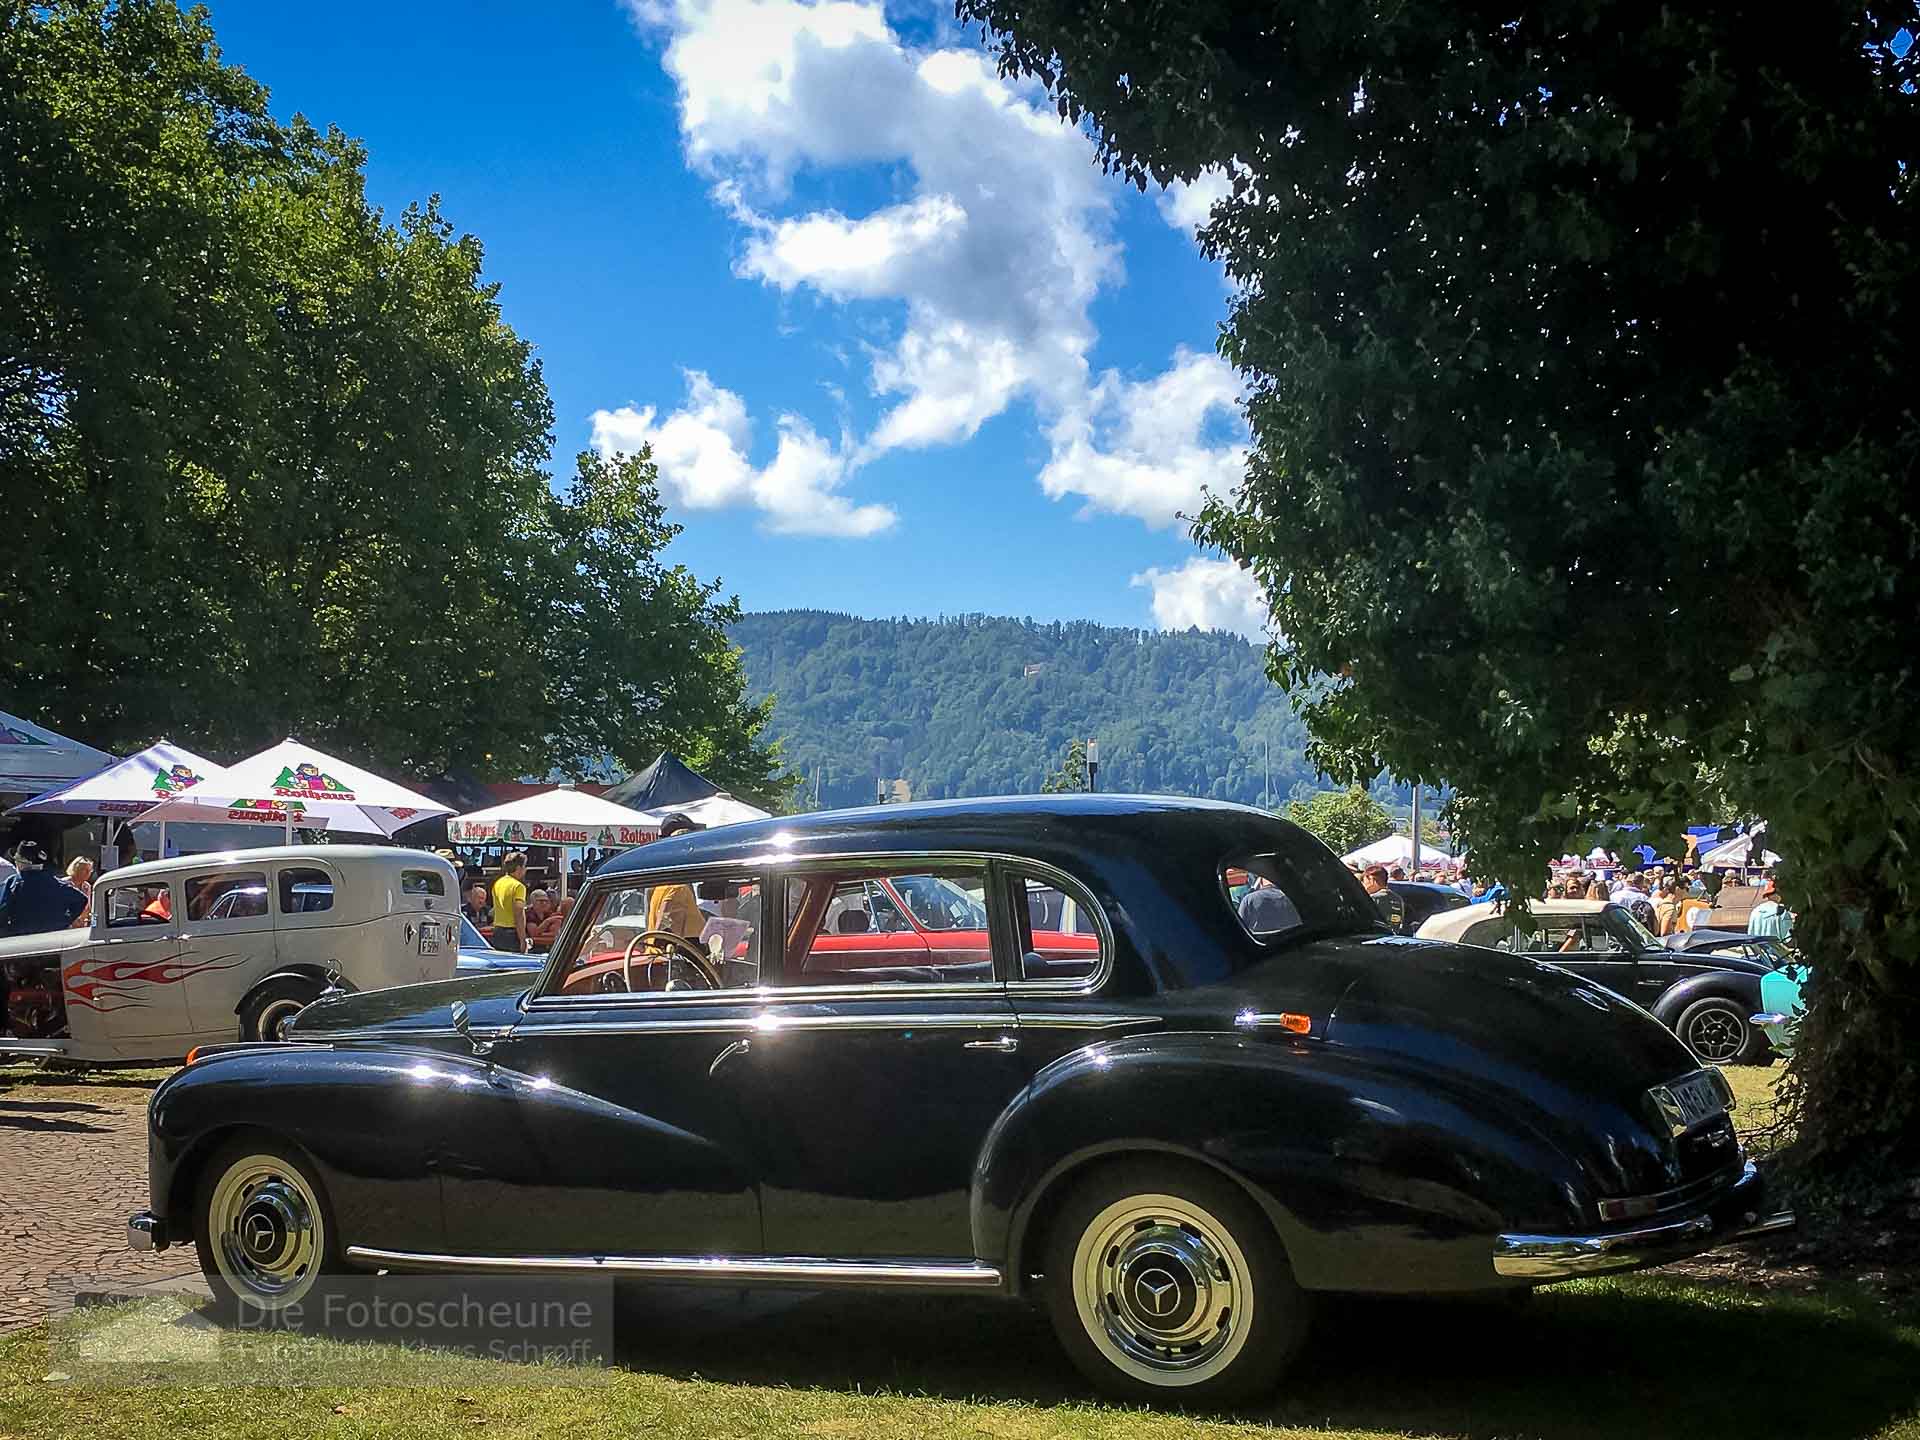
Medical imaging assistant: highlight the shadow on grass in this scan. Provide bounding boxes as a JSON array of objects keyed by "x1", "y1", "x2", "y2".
[
  {"x1": 0, "y1": 1064, "x2": 172, "y2": 1090},
  {"x1": 606, "y1": 1277, "x2": 1917, "y2": 1438}
]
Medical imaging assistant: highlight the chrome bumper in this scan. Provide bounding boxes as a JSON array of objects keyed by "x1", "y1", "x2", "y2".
[
  {"x1": 1495, "y1": 1163, "x2": 1794, "y2": 1279},
  {"x1": 127, "y1": 1211, "x2": 169, "y2": 1253}
]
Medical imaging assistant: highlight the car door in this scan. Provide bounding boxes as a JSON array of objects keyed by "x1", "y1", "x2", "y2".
[
  {"x1": 436, "y1": 866, "x2": 769, "y2": 1259},
  {"x1": 75, "y1": 879, "x2": 192, "y2": 1039},
  {"x1": 177, "y1": 867, "x2": 273, "y2": 1036},
  {"x1": 732, "y1": 860, "x2": 1023, "y2": 1260}
]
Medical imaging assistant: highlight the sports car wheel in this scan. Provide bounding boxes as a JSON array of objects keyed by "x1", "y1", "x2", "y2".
[
  {"x1": 1043, "y1": 1162, "x2": 1309, "y2": 1407},
  {"x1": 1676, "y1": 995, "x2": 1762, "y2": 1065},
  {"x1": 194, "y1": 1138, "x2": 339, "y2": 1317}
]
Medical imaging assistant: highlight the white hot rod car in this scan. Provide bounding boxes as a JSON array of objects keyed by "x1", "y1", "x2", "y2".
[{"x1": 0, "y1": 845, "x2": 459, "y2": 1065}]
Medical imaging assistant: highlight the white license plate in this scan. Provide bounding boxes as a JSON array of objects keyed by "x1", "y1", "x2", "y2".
[
  {"x1": 1652, "y1": 1071, "x2": 1728, "y2": 1134},
  {"x1": 418, "y1": 922, "x2": 442, "y2": 956}
]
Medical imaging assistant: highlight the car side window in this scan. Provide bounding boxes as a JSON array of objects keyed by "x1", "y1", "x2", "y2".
[
  {"x1": 783, "y1": 867, "x2": 995, "y2": 987},
  {"x1": 1461, "y1": 918, "x2": 1510, "y2": 949},
  {"x1": 277, "y1": 868, "x2": 334, "y2": 914},
  {"x1": 1004, "y1": 870, "x2": 1105, "y2": 984},
  {"x1": 185, "y1": 872, "x2": 268, "y2": 924},
  {"x1": 545, "y1": 874, "x2": 763, "y2": 998},
  {"x1": 103, "y1": 883, "x2": 172, "y2": 929}
]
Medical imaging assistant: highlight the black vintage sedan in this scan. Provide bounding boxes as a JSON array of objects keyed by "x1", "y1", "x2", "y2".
[{"x1": 129, "y1": 797, "x2": 1788, "y2": 1405}]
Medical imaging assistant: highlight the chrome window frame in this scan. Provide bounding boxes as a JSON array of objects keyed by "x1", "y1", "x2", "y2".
[
  {"x1": 991, "y1": 859, "x2": 1112, "y2": 994},
  {"x1": 525, "y1": 848, "x2": 1113, "y2": 1010}
]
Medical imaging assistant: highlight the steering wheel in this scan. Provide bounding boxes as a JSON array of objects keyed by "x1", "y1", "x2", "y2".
[{"x1": 620, "y1": 929, "x2": 723, "y2": 993}]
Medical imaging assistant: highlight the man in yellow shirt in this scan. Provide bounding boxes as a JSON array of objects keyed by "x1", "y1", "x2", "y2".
[
  {"x1": 490, "y1": 852, "x2": 529, "y2": 953},
  {"x1": 644, "y1": 814, "x2": 706, "y2": 956}
]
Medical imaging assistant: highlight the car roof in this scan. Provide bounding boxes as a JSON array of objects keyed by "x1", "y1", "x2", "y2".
[
  {"x1": 597, "y1": 793, "x2": 1297, "y2": 880},
  {"x1": 97, "y1": 845, "x2": 446, "y2": 887}
]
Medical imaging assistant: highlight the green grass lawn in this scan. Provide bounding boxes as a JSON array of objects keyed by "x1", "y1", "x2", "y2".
[{"x1": 5, "y1": 1272, "x2": 1916, "y2": 1440}]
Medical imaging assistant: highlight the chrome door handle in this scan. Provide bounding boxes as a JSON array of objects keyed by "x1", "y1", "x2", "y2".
[
  {"x1": 963, "y1": 1035, "x2": 1019, "y2": 1053},
  {"x1": 708, "y1": 1038, "x2": 751, "y2": 1076}
]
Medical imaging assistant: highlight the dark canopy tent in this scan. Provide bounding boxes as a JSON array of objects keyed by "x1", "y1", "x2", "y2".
[{"x1": 602, "y1": 752, "x2": 719, "y2": 812}]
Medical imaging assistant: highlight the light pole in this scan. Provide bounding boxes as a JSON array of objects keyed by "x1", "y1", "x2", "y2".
[
  {"x1": 1086, "y1": 738, "x2": 1100, "y2": 793},
  {"x1": 1262, "y1": 736, "x2": 1272, "y2": 811}
]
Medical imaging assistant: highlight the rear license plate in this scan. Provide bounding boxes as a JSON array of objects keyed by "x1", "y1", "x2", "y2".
[
  {"x1": 1651, "y1": 1070, "x2": 1729, "y2": 1135},
  {"x1": 418, "y1": 922, "x2": 442, "y2": 956}
]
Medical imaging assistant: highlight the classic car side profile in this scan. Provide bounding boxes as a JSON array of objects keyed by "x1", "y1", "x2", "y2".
[
  {"x1": 0, "y1": 845, "x2": 459, "y2": 1064},
  {"x1": 130, "y1": 798, "x2": 1789, "y2": 1404},
  {"x1": 1415, "y1": 897, "x2": 1779, "y2": 1064}
]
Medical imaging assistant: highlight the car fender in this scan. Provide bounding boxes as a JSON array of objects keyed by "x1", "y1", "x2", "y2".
[
  {"x1": 231, "y1": 964, "x2": 340, "y2": 1016},
  {"x1": 1651, "y1": 969, "x2": 1764, "y2": 1029},
  {"x1": 148, "y1": 1042, "x2": 473, "y2": 1252},
  {"x1": 976, "y1": 1031, "x2": 1585, "y2": 1296}
]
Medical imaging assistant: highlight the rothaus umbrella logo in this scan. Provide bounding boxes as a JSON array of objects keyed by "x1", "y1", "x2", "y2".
[
  {"x1": 148, "y1": 763, "x2": 203, "y2": 796},
  {"x1": 270, "y1": 761, "x2": 356, "y2": 802}
]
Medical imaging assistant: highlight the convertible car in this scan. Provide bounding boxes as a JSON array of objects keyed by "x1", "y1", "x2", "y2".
[{"x1": 129, "y1": 797, "x2": 1789, "y2": 1405}]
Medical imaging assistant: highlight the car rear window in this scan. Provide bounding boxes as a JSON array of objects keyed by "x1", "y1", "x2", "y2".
[
  {"x1": 1222, "y1": 834, "x2": 1382, "y2": 949},
  {"x1": 401, "y1": 869, "x2": 445, "y2": 897}
]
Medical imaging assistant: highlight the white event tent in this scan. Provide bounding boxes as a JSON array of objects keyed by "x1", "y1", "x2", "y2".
[
  {"x1": 0, "y1": 708, "x2": 115, "y2": 799},
  {"x1": 669, "y1": 792, "x2": 772, "y2": 828},
  {"x1": 140, "y1": 739, "x2": 452, "y2": 842},
  {"x1": 1341, "y1": 835, "x2": 1460, "y2": 869}
]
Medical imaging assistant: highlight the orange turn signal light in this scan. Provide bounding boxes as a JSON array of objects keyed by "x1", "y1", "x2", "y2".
[
  {"x1": 1277, "y1": 1013, "x2": 1312, "y2": 1035},
  {"x1": 184, "y1": 1047, "x2": 202, "y2": 1066}
]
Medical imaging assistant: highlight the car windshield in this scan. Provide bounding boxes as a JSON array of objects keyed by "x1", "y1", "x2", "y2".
[
  {"x1": 460, "y1": 917, "x2": 487, "y2": 948},
  {"x1": 1612, "y1": 906, "x2": 1660, "y2": 949}
]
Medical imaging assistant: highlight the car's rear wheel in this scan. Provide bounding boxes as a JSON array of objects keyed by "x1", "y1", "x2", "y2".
[
  {"x1": 1676, "y1": 995, "x2": 1764, "y2": 1064},
  {"x1": 194, "y1": 1137, "x2": 340, "y2": 1318},
  {"x1": 1042, "y1": 1161, "x2": 1309, "y2": 1407},
  {"x1": 239, "y1": 976, "x2": 323, "y2": 1042}
]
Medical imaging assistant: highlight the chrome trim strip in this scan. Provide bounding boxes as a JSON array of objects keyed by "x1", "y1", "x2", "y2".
[
  {"x1": 1733, "y1": 1211, "x2": 1797, "y2": 1240},
  {"x1": 1012, "y1": 1012, "x2": 1159, "y2": 1030},
  {"x1": 320, "y1": 1012, "x2": 1021, "y2": 1043},
  {"x1": 343, "y1": 1247, "x2": 1004, "y2": 1288}
]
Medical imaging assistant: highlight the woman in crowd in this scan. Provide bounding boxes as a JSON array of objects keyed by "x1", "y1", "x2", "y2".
[{"x1": 64, "y1": 856, "x2": 95, "y2": 927}]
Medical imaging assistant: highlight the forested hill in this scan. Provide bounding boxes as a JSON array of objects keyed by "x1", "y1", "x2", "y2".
[{"x1": 731, "y1": 610, "x2": 1334, "y2": 811}]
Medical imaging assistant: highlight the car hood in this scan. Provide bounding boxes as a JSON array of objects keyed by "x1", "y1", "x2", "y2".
[
  {"x1": 1256, "y1": 934, "x2": 1728, "y2": 1197},
  {"x1": 1661, "y1": 946, "x2": 1776, "y2": 977},
  {"x1": 287, "y1": 970, "x2": 531, "y2": 1037}
]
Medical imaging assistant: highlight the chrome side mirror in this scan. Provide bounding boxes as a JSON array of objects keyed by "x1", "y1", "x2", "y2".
[{"x1": 450, "y1": 999, "x2": 494, "y2": 1058}]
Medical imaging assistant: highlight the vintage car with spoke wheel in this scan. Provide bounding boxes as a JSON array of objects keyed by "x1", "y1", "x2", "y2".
[{"x1": 130, "y1": 797, "x2": 1790, "y2": 1405}]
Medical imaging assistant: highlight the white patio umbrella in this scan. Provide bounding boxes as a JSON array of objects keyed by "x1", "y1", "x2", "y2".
[
  {"x1": 139, "y1": 739, "x2": 452, "y2": 843},
  {"x1": 1341, "y1": 835, "x2": 1459, "y2": 869},
  {"x1": 448, "y1": 786, "x2": 667, "y2": 898},
  {"x1": 668, "y1": 793, "x2": 771, "y2": 828},
  {"x1": 1699, "y1": 833, "x2": 1782, "y2": 870},
  {"x1": 9, "y1": 741, "x2": 223, "y2": 818}
]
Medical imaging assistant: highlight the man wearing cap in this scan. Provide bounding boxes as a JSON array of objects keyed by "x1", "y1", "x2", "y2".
[
  {"x1": 645, "y1": 814, "x2": 706, "y2": 948},
  {"x1": 0, "y1": 841, "x2": 87, "y2": 936}
]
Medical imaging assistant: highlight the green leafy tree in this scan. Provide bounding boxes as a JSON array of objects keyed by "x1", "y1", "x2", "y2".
[
  {"x1": 1041, "y1": 738, "x2": 1090, "y2": 793},
  {"x1": 960, "y1": 0, "x2": 1920, "y2": 1181},
  {"x1": 1286, "y1": 786, "x2": 1392, "y2": 859},
  {"x1": 0, "y1": 0, "x2": 788, "y2": 802}
]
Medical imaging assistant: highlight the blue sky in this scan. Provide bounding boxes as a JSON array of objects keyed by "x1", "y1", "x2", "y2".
[{"x1": 203, "y1": 0, "x2": 1266, "y2": 635}]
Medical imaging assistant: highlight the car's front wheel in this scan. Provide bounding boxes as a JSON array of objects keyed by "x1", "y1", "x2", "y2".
[
  {"x1": 1042, "y1": 1161, "x2": 1309, "y2": 1407},
  {"x1": 194, "y1": 1137, "x2": 340, "y2": 1318},
  {"x1": 1675, "y1": 994, "x2": 1765, "y2": 1065}
]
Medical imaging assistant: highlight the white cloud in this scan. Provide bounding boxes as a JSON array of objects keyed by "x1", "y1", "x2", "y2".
[
  {"x1": 1157, "y1": 168, "x2": 1233, "y2": 233},
  {"x1": 590, "y1": 370, "x2": 896, "y2": 538},
  {"x1": 615, "y1": 0, "x2": 1252, "y2": 569},
  {"x1": 1131, "y1": 556, "x2": 1270, "y2": 640},
  {"x1": 1041, "y1": 348, "x2": 1246, "y2": 527},
  {"x1": 632, "y1": 0, "x2": 1117, "y2": 456}
]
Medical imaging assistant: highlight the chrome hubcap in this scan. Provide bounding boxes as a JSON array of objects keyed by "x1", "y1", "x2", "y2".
[
  {"x1": 1074, "y1": 1193, "x2": 1252, "y2": 1385},
  {"x1": 258, "y1": 1000, "x2": 305, "y2": 1041},
  {"x1": 1688, "y1": 1009, "x2": 1744, "y2": 1062},
  {"x1": 208, "y1": 1157, "x2": 321, "y2": 1305}
]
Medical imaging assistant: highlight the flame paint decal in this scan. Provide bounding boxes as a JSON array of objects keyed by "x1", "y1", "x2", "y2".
[{"x1": 62, "y1": 950, "x2": 253, "y2": 1014}]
